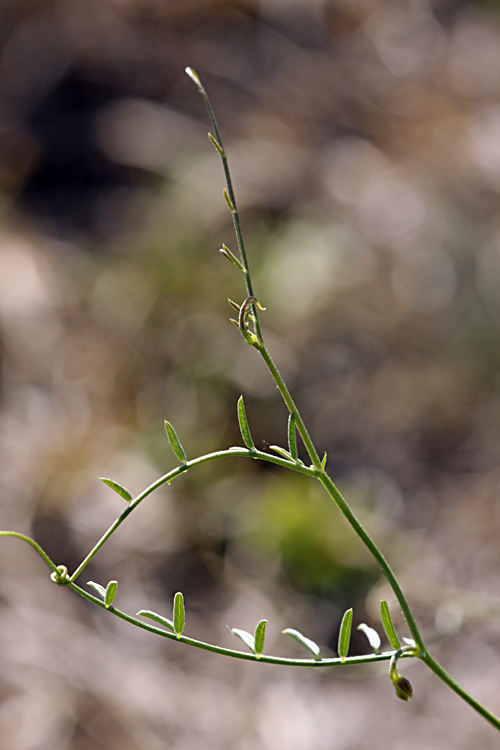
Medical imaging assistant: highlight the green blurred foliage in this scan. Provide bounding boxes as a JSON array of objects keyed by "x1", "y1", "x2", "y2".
[{"x1": 239, "y1": 473, "x2": 378, "y2": 599}]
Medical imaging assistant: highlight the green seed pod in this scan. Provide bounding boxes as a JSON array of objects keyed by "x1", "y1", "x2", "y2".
[{"x1": 394, "y1": 676, "x2": 413, "y2": 702}]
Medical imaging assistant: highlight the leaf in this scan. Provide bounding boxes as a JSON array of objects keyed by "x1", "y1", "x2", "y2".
[
  {"x1": 137, "y1": 610, "x2": 175, "y2": 632},
  {"x1": 321, "y1": 452, "x2": 327, "y2": 470},
  {"x1": 105, "y1": 580, "x2": 118, "y2": 609},
  {"x1": 173, "y1": 592, "x2": 185, "y2": 637},
  {"x1": 208, "y1": 132, "x2": 224, "y2": 156},
  {"x1": 221, "y1": 246, "x2": 246, "y2": 273},
  {"x1": 269, "y1": 445, "x2": 293, "y2": 461},
  {"x1": 338, "y1": 608, "x2": 353, "y2": 663},
  {"x1": 87, "y1": 581, "x2": 106, "y2": 600},
  {"x1": 185, "y1": 67, "x2": 203, "y2": 90},
  {"x1": 231, "y1": 627, "x2": 255, "y2": 653},
  {"x1": 357, "y1": 623, "x2": 381, "y2": 654},
  {"x1": 282, "y1": 628, "x2": 320, "y2": 660},
  {"x1": 288, "y1": 412, "x2": 298, "y2": 460},
  {"x1": 99, "y1": 477, "x2": 132, "y2": 503},
  {"x1": 223, "y1": 188, "x2": 236, "y2": 212},
  {"x1": 380, "y1": 600, "x2": 401, "y2": 650},
  {"x1": 254, "y1": 620, "x2": 267, "y2": 658},
  {"x1": 164, "y1": 420, "x2": 188, "y2": 464},
  {"x1": 237, "y1": 396, "x2": 255, "y2": 450}
]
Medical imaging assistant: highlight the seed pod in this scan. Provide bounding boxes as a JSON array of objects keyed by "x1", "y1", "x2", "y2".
[{"x1": 394, "y1": 676, "x2": 413, "y2": 702}]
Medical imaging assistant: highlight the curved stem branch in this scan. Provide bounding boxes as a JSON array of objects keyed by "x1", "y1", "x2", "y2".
[
  {"x1": 0, "y1": 531, "x2": 59, "y2": 574},
  {"x1": 70, "y1": 447, "x2": 317, "y2": 582},
  {"x1": 70, "y1": 581, "x2": 402, "y2": 668}
]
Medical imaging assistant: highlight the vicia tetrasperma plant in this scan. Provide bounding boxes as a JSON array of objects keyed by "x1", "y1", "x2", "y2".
[{"x1": 1, "y1": 68, "x2": 499, "y2": 732}]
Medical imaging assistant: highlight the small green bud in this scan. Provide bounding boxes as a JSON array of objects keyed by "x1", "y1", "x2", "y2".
[
  {"x1": 394, "y1": 676, "x2": 413, "y2": 702},
  {"x1": 50, "y1": 565, "x2": 70, "y2": 586}
]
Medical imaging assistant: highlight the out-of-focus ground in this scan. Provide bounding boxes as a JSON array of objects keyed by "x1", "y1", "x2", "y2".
[{"x1": 1, "y1": 0, "x2": 500, "y2": 747}]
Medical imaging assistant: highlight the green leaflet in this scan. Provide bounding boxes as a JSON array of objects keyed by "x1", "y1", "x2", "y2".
[
  {"x1": 338, "y1": 608, "x2": 353, "y2": 663},
  {"x1": 105, "y1": 580, "x2": 118, "y2": 609},
  {"x1": 221, "y1": 247, "x2": 246, "y2": 273},
  {"x1": 87, "y1": 581, "x2": 107, "y2": 600},
  {"x1": 208, "y1": 132, "x2": 224, "y2": 156},
  {"x1": 231, "y1": 627, "x2": 255, "y2": 654},
  {"x1": 269, "y1": 445, "x2": 294, "y2": 461},
  {"x1": 99, "y1": 477, "x2": 132, "y2": 503},
  {"x1": 282, "y1": 628, "x2": 320, "y2": 660},
  {"x1": 173, "y1": 592, "x2": 185, "y2": 637},
  {"x1": 321, "y1": 452, "x2": 327, "y2": 470},
  {"x1": 403, "y1": 637, "x2": 416, "y2": 648},
  {"x1": 380, "y1": 600, "x2": 401, "y2": 650},
  {"x1": 254, "y1": 620, "x2": 267, "y2": 658},
  {"x1": 237, "y1": 396, "x2": 255, "y2": 450},
  {"x1": 288, "y1": 412, "x2": 298, "y2": 460},
  {"x1": 137, "y1": 610, "x2": 175, "y2": 632},
  {"x1": 357, "y1": 623, "x2": 381, "y2": 654},
  {"x1": 88, "y1": 580, "x2": 117, "y2": 609},
  {"x1": 164, "y1": 420, "x2": 188, "y2": 464},
  {"x1": 223, "y1": 188, "x2": 236, "y2": 212}
]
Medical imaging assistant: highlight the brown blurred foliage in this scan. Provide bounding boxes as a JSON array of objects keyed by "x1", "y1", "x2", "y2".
[{"x1": 1, "y1": 0, "x2": 500, "y2": 747}]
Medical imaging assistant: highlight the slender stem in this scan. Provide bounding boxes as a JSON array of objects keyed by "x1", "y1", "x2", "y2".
[
  {"x1": 319, "y1": 473, "x2": 425, "y2": 653},
  {"x1": 421, "y1": 652, "x2": 500, "y2": 731},
  {"x1": 256, "y1": 343, "x2": 322, "y2": 469},
  {"x1": 70, "y1": 447, "x2": 317, "y2": 582},
  {"x1": 0, "y1": 531, "x2": 60, "y2": 574},
  {"x1": 187, "y1": 70, "x2": 322, "y2": 471},
  {"x1": 189, "y1": 70, "x2": 263, "y2": 343}
]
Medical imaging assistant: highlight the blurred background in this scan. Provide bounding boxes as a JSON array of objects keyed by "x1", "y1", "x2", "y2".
[{"x1": 1, "y1": 0, "x2": 500, "y2": 747}]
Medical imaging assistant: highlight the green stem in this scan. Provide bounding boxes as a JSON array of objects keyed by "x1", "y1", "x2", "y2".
[
  {"x1": 70, "y1": 447, "x2": 317, "y2": 582},
  {"x1": 0, "y1": 531, "x2": 60, "y2": 574},
  {"x1": 421, "y1": 652, "x2": 500, "y2": 731},
  {"x1": 70, "y1": 581, "x2": 403, "y2": 667},
  {"x1": 184, "y1": 69, "x2": 500, "y2": 732},
  {"x1": 256, "y1": 343, "x2": 322, "y2": 469},
  {"x1": 318, "y1": 473, "x2": 425, "y2": 653},
  {"x1": 190, "y1": 70, "x2": 263, "y2": 343}
]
